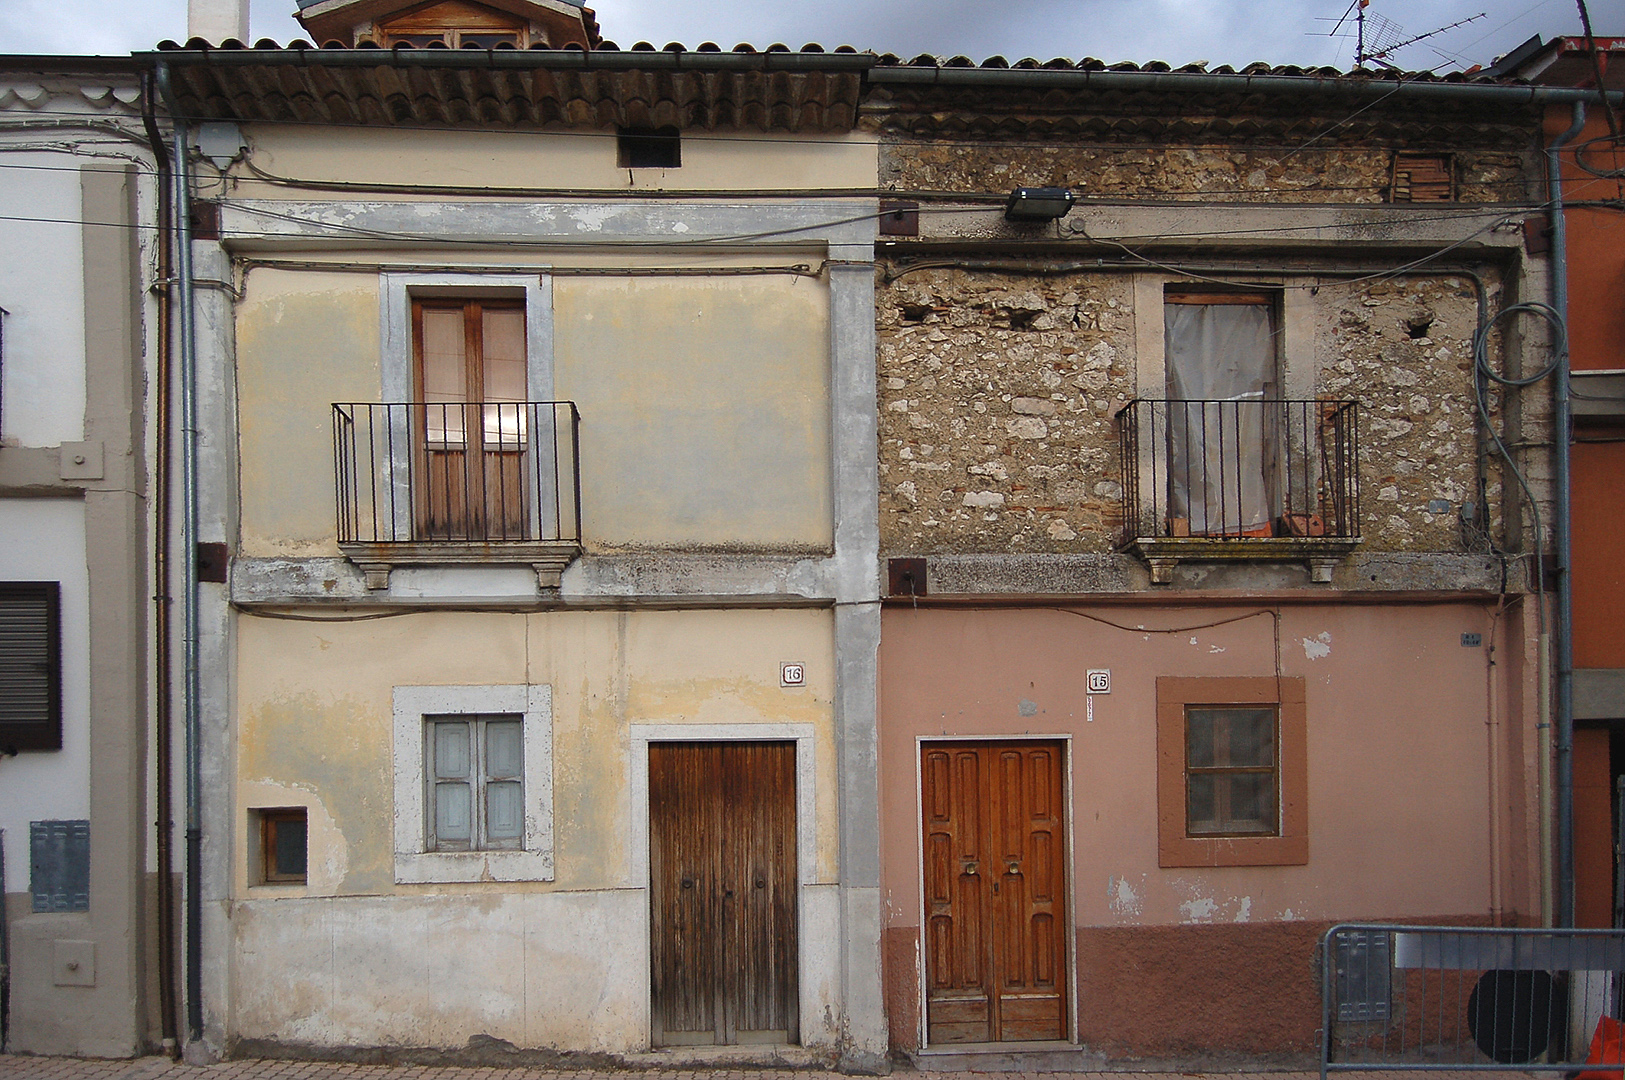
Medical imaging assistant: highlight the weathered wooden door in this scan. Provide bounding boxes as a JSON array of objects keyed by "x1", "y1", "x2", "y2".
[
  {"x1": 922, "y1": 741, "x2": 1068, "y2": 1044},
  {"x1": 650, "y1": 741, "x2": 798, "y2": 1046}
]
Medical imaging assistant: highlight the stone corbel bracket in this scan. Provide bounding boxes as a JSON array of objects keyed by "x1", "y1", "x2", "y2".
[
  {"x1": 1124, "y1": 537, "x2": 1362, "y2": 585},
  {"x1": 338, "y1": 541, "x2": 582, "y2": 591}
]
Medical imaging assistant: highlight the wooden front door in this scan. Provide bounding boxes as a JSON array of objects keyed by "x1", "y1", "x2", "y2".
[
  {"x1": 922, "y1": 740, "x2": 1068, "y2": 1044},
  {"x1": 650, "y1": 741, "x2": 799, "y2": 1046}
]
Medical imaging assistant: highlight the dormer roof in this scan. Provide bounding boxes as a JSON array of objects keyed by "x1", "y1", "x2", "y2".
[{"x1": 293, "y1": 0, "x2": 598, "y2": 50}]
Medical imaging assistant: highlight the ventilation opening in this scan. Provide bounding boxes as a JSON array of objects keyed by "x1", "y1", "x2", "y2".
[{"x1": 618, "y1": 127, "x2": 681, "y2": 169}]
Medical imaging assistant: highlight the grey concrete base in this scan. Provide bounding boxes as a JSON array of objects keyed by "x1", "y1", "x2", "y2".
[
  {"x1": 908, "y1": 1043, "x2": 1108, "y2": 1072},
  {"x1": 227, "y1": 1035, "x2": 837, "y2": 1070},
  {"x1": 1575, "y1": 668, "x2": 1625, "y2": 721},
  {"x1": 886, "y1": 551, "x2": 1514, "y2": 597}
]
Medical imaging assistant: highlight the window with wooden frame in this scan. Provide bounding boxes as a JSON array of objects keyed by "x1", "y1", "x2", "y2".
[
  {"x1": 0, "y1": 582, "x2": 62, "y2": 753},
  {"x1": 426, "y1": 714, "x2": 524, "y2": 852},
  {"x1": 1185, "y1": 705, "x2": 1278, "y2": 836},
  {"x1": 257, "y1": 808, "x2": 308, "y2": 884},
  {"x1": 1163, "y1": 290, "x2": 1281, "y2": 537},
  {"x1": 375, "y1": 0, "x2": 529, "y2": 48},
  {"x1": 414, "y1": 297, "x2": 529, "y2": 541},
  {"x1": 1157, "y1": 676, "x2": 1307, "y2": 867}
]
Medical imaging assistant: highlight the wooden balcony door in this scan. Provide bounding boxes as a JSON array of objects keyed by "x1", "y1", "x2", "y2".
[
  {"x1": 414, "y1": 298, "x2": 528, "y2": 540},
  {"x1": 922, "y1": 741, "x2": 1069, "y2": 1044},
  {"x1": 650, "y1": 741, "x2": 799, "y2": 1046}
]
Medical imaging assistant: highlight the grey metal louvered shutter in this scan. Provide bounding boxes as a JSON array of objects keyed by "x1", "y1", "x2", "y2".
[{"x1": 0, "y1": 582, "x2": 62, "y2": 751}]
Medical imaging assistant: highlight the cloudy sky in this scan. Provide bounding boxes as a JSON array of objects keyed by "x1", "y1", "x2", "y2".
[{"x1": 0, "y1": 0, "x2": 1612, "y2": 71}]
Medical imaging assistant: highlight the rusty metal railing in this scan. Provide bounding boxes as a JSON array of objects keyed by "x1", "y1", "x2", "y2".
[
  {"x1": 332, "y1": 401, "x2": 581, "y2": 546},
  {"x1": 1116, "y1": 398, "x2": 1359, "y2": 544},
  {"x1": 1321, "y1": 924, "x2": 1625, "y2": 1079}
]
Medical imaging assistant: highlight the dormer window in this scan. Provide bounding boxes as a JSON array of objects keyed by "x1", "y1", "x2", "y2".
[{"x1": 374, "y1": 0, "x2": 533, "y2": 49}]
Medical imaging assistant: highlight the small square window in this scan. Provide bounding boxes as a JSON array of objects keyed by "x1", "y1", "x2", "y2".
[
  {"x1": 618, "y1": 127, "x2": 681, "y2": 169},
  {"x1": 426, "y1": 714, "x2": 524, "y2": 852},
  {"x1": 1157, "y1": 676, "x2": 1307, "y2": 867},
  {"x1": 258, "y1": 808, "x2": 307, "y2": 885},
  {"x1": 1185, "y1": 706, "x2": 1278, "y2": 836}
]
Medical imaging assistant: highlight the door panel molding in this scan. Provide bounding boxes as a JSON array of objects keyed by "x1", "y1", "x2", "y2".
[{"x1": 915, "y1": 735, "x2": 1076, "y2": 1048}]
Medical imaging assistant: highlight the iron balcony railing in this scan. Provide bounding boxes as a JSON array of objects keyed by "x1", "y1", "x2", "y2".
[
  {"x1": 1116, "y1": 397, "x2": 1360, "y2": 544},
  {"x1": 333, "y1": 401, "x2": 581, "y2": 545}
]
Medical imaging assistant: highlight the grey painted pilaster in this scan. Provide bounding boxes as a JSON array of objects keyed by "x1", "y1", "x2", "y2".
[
  {"x1": 76, "y1": 163, "x2": 149, "y2": 1055},
  {"x1": 190, "y1": 238, "x2": 238, "y2": 1056},
  {"x1": 828, "y1": 253, "x2": 888, "y2": 1069}
]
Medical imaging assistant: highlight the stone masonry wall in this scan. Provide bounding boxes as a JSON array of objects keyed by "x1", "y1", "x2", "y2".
[
  {"x1": 877, "y1": 269, "x2": 1516, "y2": 557},
  {"x1": 882, "y1": 144, "x2": 1531, "y2": 204}
]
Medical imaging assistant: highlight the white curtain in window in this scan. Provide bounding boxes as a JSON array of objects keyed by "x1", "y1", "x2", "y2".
[{"x1": 1165, "y1": 302, "x2": 1278, "y2": 535}]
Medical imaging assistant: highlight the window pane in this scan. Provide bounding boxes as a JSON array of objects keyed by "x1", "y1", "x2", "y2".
[
  {"x1": 1187, "y1": 711, "x2": 1216, "y2": 768},
  {"x1": 272, "y1": 816, "x2": 307, "y2": 878},
  {"x1": 486, "y1": 720, "x2": 522, "y2": 778},
  {"x1": 421, "y1": 308, "x2": 467, "y2": 403},
  {"x1": 1222, "y1": 708, "x2": 1275, "y2": 767},
  {"x1": 487, "y1": 780, "x2": 523, "y2": 840},
  {"x1": 434, "y1": 721, "x2": 470, "y2": 779},
  {"x1": 1187, "y1": 773, "x2": 1217, "y2": 831},
  {"x1": 1226, "y1": 773, "x2": 1278, "y2": 832},
  {"x1": 482, "y1": 308, "x2": 526, "y2": 403},
  {"x1": 435, "y1": 781, "x2": 471, "y2": 842}
]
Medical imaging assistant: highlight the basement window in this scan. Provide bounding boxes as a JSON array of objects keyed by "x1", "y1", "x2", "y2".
[
  {"x1": 618, "y1": 127, "x2": 682, "y2": 169},
  {"x1": 1388, "y1": 153, "x2": 1455, "y2": 203}
]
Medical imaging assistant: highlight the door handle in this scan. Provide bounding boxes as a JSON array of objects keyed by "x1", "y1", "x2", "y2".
[
  {"x1": 963, "y1": 861, "x2": 978, "y2": 876},
  {"x1": 1008, "y1": 861, "x2": 1021, "y2": 875}
]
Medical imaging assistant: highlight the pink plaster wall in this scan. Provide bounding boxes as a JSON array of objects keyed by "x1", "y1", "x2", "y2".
[{"x1": 879, "y1": 601, "x2": 1535, "y2": 932}]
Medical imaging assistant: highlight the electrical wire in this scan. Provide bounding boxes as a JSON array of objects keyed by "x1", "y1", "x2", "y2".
[{"x1": 1472, "y1": 301, "x2": 1567, "y2": 632}]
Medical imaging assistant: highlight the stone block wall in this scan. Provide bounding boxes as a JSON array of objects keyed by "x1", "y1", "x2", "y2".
[
  {"x1": 877, "y1": 268, "x2": 1522, "y2": 558},
  {"x1": 881, "y1": 144, "x2": 1530, "y2": 204}
]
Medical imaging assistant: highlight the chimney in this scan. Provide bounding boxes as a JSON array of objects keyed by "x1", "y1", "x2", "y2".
[{"x1": 188, "y1": 0, "x2": 251, "y2": 43}]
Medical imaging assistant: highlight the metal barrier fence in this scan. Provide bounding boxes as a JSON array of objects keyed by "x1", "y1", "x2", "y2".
[{"x1": 1321, "y1": 924, "x2": 1625, "y2": 1080}]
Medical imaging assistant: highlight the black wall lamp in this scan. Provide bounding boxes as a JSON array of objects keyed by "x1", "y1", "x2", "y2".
[{"x1": 1004, "y1": 187, "x2": 1075, "y2": 222}]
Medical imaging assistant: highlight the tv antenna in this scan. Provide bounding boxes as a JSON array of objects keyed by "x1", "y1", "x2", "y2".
[{"x1": 1329, "y1": 1, "x2": 1486, "y2": 69}]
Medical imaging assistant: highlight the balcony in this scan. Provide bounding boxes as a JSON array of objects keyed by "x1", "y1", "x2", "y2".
[
  {"x1": 1115, "y1": 398, "x2": 1361, "y2": 584},
  {"x1": 332, "y1": 401, "x2": 582, "y2": 590}
]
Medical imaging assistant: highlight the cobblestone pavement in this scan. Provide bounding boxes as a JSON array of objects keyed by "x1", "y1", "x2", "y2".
[{"x1": 0, "y1": 1062, "x2": 1552, "y2": 1080}]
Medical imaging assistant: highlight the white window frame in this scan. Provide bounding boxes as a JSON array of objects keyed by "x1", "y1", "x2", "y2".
[{"x1": 392, "y1": 684, "x2": 554, "y2": 883}]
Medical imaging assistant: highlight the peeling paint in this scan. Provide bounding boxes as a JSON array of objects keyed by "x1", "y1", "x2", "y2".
[
  {"x1": 1301, "y1": 631, "x2": 1333, "y2": 660},
  {"x1": 1107, "y1": 875, "x2": 1143, "y2": 917},
  {"x1": 1017, "y1": 698, "x2": 1038, "y2": 716},
  {"x1": 1179, "y1": 896, "x2": 1219, "y2": 922},
  {"x1": 1234, "y1": 896, "x2": 1252, "y2": 923}
]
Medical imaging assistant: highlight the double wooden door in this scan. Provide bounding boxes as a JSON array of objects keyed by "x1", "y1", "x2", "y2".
[
  {"x1": 650, "y1": 741, "x2": 798, "y2": 1046},
  {"x1": 922, "y1": 741, "x2": 1069, "y2": 1044}
]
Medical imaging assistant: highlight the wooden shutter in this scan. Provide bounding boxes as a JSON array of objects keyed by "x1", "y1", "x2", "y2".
[{"x1": 0, "y1": 582, "x2": 62, "y2": 752}]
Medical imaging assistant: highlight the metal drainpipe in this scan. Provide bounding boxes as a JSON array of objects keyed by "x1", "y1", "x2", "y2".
[
  {"x1": 154, "y1": 59, "x2": 204, "y2": 1043},
  {"x1": 138, "y1": 69, "x2": 180, "y2": 1056},
  {"x1": 1550, "y1": 100, "x2": 1584, "y2": 929}
]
